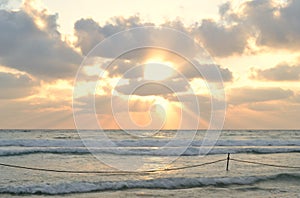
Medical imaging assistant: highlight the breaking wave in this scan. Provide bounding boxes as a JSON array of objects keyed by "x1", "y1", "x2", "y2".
[
  {"x1": 0, "y1": 173, "x2": 299, "y2": 195},
  {"x1": 1, "y1": 147, "x2": 300, "y2": 157}
]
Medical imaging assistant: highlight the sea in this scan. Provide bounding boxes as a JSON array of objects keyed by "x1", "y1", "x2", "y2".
[{"x1": 0, "y1": 129, "x2": 299, "y2": 197}]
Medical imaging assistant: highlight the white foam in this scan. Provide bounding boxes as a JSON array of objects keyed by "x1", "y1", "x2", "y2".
[
  {"x1": 1, "y1": 146, "x2": 300, "y2": 157},
  {"x1": 1, "y1": 139, "x2": 300, "y2": 148},
  {"x1": 0, "y1": 173, "x2": 298, "y2": 195}
]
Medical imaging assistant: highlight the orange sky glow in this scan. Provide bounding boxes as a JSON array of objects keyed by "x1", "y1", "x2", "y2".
[{"x1": 0, "y1": 0, "x2": 300, "y2": 129}]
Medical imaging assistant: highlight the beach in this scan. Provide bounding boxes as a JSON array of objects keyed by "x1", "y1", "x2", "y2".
[{"x1": 0, "y1": 129, "x2": 299, "y2": 197}]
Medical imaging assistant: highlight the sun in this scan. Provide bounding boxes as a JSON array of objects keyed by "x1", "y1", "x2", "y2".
[
  {"x1": 155, "y1": 97, "x2": 169, "y2": 109},
  {"x1": 143, "y1": 59, "x2": 175, "y2": 81},
  {"x1": 153, "y1": 97, "x2": 170, "y2": 119}
]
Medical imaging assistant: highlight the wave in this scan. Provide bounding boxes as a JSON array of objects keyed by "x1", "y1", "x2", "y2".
[
  {"x1": 1, "y1": 147, "x2": 300, "y2": 157},
  {"x1": 1, "y1": 139, "x2": 300, "y2": 148},
  {"x1": 0, "y1": 173, "x2": 299, "y2": 195}
]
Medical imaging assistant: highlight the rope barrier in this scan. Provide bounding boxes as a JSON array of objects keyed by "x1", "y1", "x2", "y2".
[
  {"x1": 0, "y1": 163, "x2": 133, "y2": 174},
  {"x1": 231, "y1": 158, "x2": 300, "y2": 169},
  {"x1": 1, "y1": 154, "x2": 299, "y2": 174},
  {"x1": 0, "y1": 158, "x2": 226, "y2": 174},
  {"x1": 154, "y1": 159, "x2": 226, "y2": 172}
]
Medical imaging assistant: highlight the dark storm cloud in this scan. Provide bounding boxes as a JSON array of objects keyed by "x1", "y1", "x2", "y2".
[
  {"x1": 0, "y1": 9, "x2": 81, "y2": 80},
  {"x1": 252, "y1": 63, "x2": 300, "y2": 81},
  {"x1": 0, "y1": 72, "x2": 37, "y2": 99},
  {"x1": 228, "y1": 87, "x2": 294, "y2": 105}
]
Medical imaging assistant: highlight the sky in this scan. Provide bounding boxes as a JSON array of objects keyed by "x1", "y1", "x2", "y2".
[{"x1": 0, "y1": 0, "x2": 300, "y2": 129}]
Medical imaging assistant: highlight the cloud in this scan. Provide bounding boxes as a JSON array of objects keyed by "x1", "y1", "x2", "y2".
[
  {"x1": 228, "y1": 87, "x2": 294, "y2": 105},
  {"x1": 245, "y1": 99, "x2": 300, "y2": 113},
  {"x1": 0, "y1": 6, "x2": 81, "y2": 80},
  {"x1": 74, "y1": 94, "x2": 156, "y2": 115},
  {"x1": 74, "y1": 16, "x2": 153, "y2": 56},
  {"x1": 224, "y1": 87, "x2": 300, "y2": 129},
  {"x1": 83, "y1": 48, "x2": 233, "y2": 84},
  {"x1": 115, "y1": 79, "x2": 189, "y2": 96},
  {"x1": 0, "y1": 0, "x2": 22, "y2": 9},
  {"x1": 74, "y1": 16, "x2": 201, "y2": 59},
  {"x1": 194, "y1": 0, "x2": 300, "y2": 56},
  {"x1": 179, "y1": 61, "x2": 233, "y2": 81},
  {"x1": 196, "y1": 19, "x2": 248, "y2": 57},
  {"x1": 290, "y1": 93, "x2": 300, "y2": 103},
  {"x1": 165, "y1": 93, "x2": 226, "y2": 124},
  {"x1": 0, "y1": 99, "x2": 73, "y2": 128},
  {"x1": 0, "y1": 0, "x2": 9, "y2": 7},
  {"x1": 100, "y1": 59, "x2": 233, "y2": 84},
  {"x1": 167, "y1": 94, "x2": 211, "y2": 115},
  {"x1": 73, "y1": 15, "x2": 243, "y2": 84},
  {"x1": 105, "y1": 58, "x2": 144, "y2": 79},
  {"x1": 224, "y1": 90, "x2": 300, "y2": 129},
  {"x1": 224, "y1": 102, "x2": 300, "y2": 129},
  {"x1": 252, "y1": 63, "x2": 300, "y2": 81},
  {"x1": 0, "y1": 72, "x2": 37, "y2": 99},
  {"x1": 242, "y1": 0, "x2": 300, "y2": 50}
]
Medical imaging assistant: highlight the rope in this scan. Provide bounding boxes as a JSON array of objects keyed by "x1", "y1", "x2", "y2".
[
  {"x1": 231, "y1": 158, "x2": 300, "y2": 169},
  {"x1": 1, "y1": 154, "x2": 298, "y2": 174},
  {"x1": 0, "y1": 159, "x2": 226, "y2": 174},
  {"x1": 0, "y1": 163, "x2": 133, "y2": 174},
  {"x1": 152, "y1": 159, "x2": 226, "y2": 172}
]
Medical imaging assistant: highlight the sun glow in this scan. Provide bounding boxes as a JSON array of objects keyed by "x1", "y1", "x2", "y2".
[
  {"x1": 153, "y1": 97, "x2": 169, "y2": 118},
  {"x1": 143, "y1": 59, "x2": 175, "y2": 81},
  {"x1": 155, "y1": 97, "x2": 169, "y2": 109},
  {"x1": 34, "y1": 18, "x2": 46, "y2": 29}
]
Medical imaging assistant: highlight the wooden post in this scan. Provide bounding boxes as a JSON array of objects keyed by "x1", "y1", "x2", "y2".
[{"x1": 226, "y1": 153, "x2": 230, "y2": 171}]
